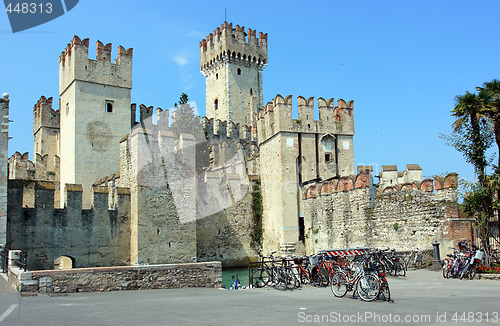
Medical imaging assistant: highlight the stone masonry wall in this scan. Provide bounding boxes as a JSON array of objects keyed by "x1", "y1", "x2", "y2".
[
  {"x1": 11, "y1": 261, "x2": 221, "y2": 293},
  {"x1": 7, "y1": 180, "x2": 131, "y2": 270},
  {"x1": 0, "y1": 94, "x2": 9, "y2": 246},
  {"x1": 119, "y1": 126, "x2": 197, "y2": 265},
  {"x1": 196, "y1": 181, "x2": 258, "y2": 267},
  {"x1": 302, "y1": 173, "x2": 467, "y2": 254}
]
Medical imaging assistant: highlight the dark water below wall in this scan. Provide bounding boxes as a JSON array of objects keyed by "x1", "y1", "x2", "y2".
[{"x1": 222, "y1": 267, "x2": 249, "y2": 289}]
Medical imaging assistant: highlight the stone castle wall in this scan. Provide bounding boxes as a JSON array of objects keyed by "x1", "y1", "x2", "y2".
[
  {"x1": 7, "y1": 180, "x2": 131, "y2": 270},
  {"x1": 11, "y1": 261, "x2": 221, "y2": 293},
  {"x1": 302, "y1": 172, "x2": 469, "y2": 254},
  {"x1": 258, "y1": 94, "x2": 356, "y2": 254},
  {"x1": 0, "y1": 94, "x2": 9, "y2": 246},
  {"x1": 118, "y1": 122, "x2": 198, "y2": 265},
  {"x1": 196, "y1": 178, "x2": 259, "y2": 267}
]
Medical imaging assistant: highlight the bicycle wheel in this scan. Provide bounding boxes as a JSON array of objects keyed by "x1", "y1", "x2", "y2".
[
  {"x1": 251, "y1": 268, "x2": 270, "y2": 288},
  {"x1": 311, "y1": 267, "x2": 323, "y2": 287},
  {"x1": 330, "y1": 272, "x2": 347, "y2": 298},
  {"x1": 292, "y1": 268, "x2": 301, "y2": 288},
  {"x1": 459, "y1": 264, "x2": 469, "y2": 280},
  {"x1": 395, "y1": 261, "x2": 406, "y2": 277},
  {"x1": 378, "y1": 281, "x2": 390, "y2": 302},
  {"x1": 299, "y1": 267, "x2": 311, "y2": 285},
  {"x1": 275, "y1": 269, "x2": 287, "y2": 291},
  {"x1": 320, "y1": 266, "x2": 330, "y2": 286},
  {"x1": 284, "y1": 268, "x2": 297, "y2": 290},
  {"x1": 469, "y1": 265, "x2": 477, "y2": 280},
  {"x1": 357, "y1": 274, "x2": 381, "y2": 302},
  {"x1": 442, "y1": 260, "x2": 448, "y2": 278}
]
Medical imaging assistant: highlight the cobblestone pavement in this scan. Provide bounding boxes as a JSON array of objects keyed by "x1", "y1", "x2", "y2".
[{"x1": 0, "y1": 270, "x2": 499, "y2": 325}]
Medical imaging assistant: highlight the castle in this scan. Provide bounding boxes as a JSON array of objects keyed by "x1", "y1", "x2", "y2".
[{"x1": 1, "y1": 22, "x2": 472, "y2": 270}]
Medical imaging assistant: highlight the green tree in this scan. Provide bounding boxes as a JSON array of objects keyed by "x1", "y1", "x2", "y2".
[
  {"x1": 170, "y1": 93, "x2": 210, "y2": 174},
  {"x1": 451, "y1": 91, "x2": 490, "y2": 185},
  {"x1": 171, "y1": 93, "x2": 204, "y2": 141},
  {"x1": 477, "y1": 80, "x2": 500, "y2": 240},
  {"x1": 478, "y1": 79, "x2": 500, "y2": 168},
  {"x1": 444, "y1": 88, "x2": 496, "y2": 263}
]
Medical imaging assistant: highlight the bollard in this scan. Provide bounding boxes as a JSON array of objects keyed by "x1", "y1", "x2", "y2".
[{"x1": 432, "y1": 241, "x2": 441, "y2": 271}]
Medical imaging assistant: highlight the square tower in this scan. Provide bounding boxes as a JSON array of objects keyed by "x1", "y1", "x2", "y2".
[
  {"x1": 33, "y1": 96, "x2": 60, "y2": 164},
  {"x1": 257, "y1": 95, "x2": 355, "y2": 254},
  {"x1": 59, "y1": 36, "x2": 133, "y2": 207},
  {"x1": 200, "y1": 22, "x2": 267, "y2": 127}
]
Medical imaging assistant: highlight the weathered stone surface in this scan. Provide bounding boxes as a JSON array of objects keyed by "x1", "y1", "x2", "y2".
[
  {"x1": 302, "y1": 177, "x2": 467, "y2": 255},
  {"x1": 0, "y1": 94, "x2": 9, "y2": 246},
  {"x1": 196, "y1": 182, "x2": 257, "y2": 267},
  {"x1": 12, "y1": 261, "x2": 221, "y2": 293},
  {"x1": 7, "y1": 181, "x2": 131, "y2": 270}
]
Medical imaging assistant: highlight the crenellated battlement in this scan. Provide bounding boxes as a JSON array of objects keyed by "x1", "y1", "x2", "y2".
[
  {"x1": 201, "y1": 117, "x2": 259, "y2": 165},
  {"x1": 257, "y1": 94, "x2": 354, "y2": 144},
  {"x1": 378, "y1": 164, "x2": 423, "y2": 190},
  {"x1": 59, "y1": 35, "x2": 133, "y2": 95},
  {"x1": 301, "y1": 170, "x2": 458, "y2": 199},
  {"x1": 8, "y1": 151, "x2": 60, "y2": 182},
  {"x1": 200, "y1": 22, "x2": 268, "y2": 73},
  {"x1": 8, "y1": 179, "x2": 130, "y2": 211},
  {"x1": 59, "y1": 35, "x2": 133, "y2": 66},
  {"x1": 130, "y1": 103, "x2": 170, "y2": 129},
  {"x1": 33, "y1": 96, "x2": 59, "y2": 134},
  {"x1": 201, "y1": 117, "x2": 257, "y2": 143}
]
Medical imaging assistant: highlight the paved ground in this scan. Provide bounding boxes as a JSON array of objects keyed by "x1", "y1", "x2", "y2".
[{"x1": 0, "y1": 270, "x2": 499, "y2": 325}]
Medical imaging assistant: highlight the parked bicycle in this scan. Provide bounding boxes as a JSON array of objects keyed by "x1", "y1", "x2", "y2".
[{"x1": 330, "y1": 259, "x2": 381, "y2": 302}]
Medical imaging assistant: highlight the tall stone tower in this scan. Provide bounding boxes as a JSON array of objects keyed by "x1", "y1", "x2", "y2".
[
  {"x1": 257, "y1": 95, "x2": 355, "y2": 255},
  {"x1": 0, "y1": 93, "x2": 10, "y2": 246},
  {"x1": 200, "y1": 22, "x2": 267, "y2": 127},
  {"x1": 33, "y1": 96, "x2": 60, "y2": 164},
  {"x1": 59, "y1": 36, "x2": 133, "y2": 207}
]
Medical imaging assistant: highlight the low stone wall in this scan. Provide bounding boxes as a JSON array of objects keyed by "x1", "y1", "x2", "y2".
[
  {"x1": 10, "y1": 261, "x2": 221, "y2": 293},
  {"x1": 478, "y1": 273, "x2": 500, "y2": 281}
]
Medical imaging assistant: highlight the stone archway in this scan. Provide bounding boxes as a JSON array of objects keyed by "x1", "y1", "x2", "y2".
[{"x1": 53, "y1": 256, "x2": 74, "y2": 270}]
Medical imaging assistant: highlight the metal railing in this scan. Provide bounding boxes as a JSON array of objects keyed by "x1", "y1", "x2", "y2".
[{"x1": 15, "y1": 251, "x2": 27, "y2": 271}]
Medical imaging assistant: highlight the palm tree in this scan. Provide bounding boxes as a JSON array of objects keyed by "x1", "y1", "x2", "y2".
[
  {"x1": 478, "y1": 79, "x2": 500, "y2": 168},
  {"x1": 478, "y1": 79, "x2": 500, "y2": 239},
  {"x1": 452, "y1": 91, "x2": 489, "y2": 185}
]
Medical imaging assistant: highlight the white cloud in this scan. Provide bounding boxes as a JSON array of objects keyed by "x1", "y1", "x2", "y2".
[
  {"x1": 174, "y1": 55, "x2": 188, "y2": 67},
  {"x1": 185, "y1": 30, "x2": 204, "y2": 38}
]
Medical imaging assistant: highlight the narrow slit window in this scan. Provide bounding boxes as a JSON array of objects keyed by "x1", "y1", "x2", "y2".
[
  {"x1": 214, "y1": 99, "x2": 218, "y2": 110},
  {"x1": 299, "y1": 216, "x2": 305, "y2": 242},
  {"x1": 105, "y1": 101, "x2": 114, "y2": 113}
]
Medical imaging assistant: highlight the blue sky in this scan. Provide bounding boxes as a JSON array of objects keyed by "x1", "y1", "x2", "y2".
[{"x1": 1, "y1": 0, "x2": 499, "y2": 183}]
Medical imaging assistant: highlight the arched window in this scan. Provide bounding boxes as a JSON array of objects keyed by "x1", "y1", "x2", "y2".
[
  {"x1": 214, "y1": 99, "x2": 218, "y2": 110},
  {"x1": 237, "y1": 68, "x2": 241, "y2": 75},
  {"x1": 106, "y1": 102, "x2": 113, "y2": 113}
]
